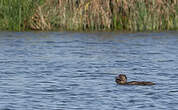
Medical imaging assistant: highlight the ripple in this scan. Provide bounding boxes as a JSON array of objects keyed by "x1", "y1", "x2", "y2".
[
  {"x1": 169, "y1": 90, "x2": 178, "y2": 93},
  {"x1": 157, "y1": 60, "x2": 174, "y2": 62},
  {"x1": 44, "y1": 88, "x2": 69, "y2": 93},
  {"x1": 0, "y1": 32, "x2": 178, "y2": 110},
  {"x1": 146, "y1": 52, "x2": 162, "y2": 55}
]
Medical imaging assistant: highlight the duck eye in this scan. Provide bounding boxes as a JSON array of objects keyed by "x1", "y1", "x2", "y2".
[{"x1": 116, "y1": 79, "x2": 121, "y2": 81}]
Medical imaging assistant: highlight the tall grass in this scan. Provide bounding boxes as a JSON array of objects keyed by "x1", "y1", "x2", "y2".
[
  {"x1": 30, "y1": 0, "x2": 112, "y2": 31},
  {"x1": 0, "y1": 0, "x2": 178, "y2": 31},
  {"x1": 0, "y1": 0, "x2": 45, "y2": 31},
  {"x1": 111, "y1": 0, "x2": 178, "y2": 31},
  {"x1": 30, "y1": 0, "x2": 178, "y2": 31}
]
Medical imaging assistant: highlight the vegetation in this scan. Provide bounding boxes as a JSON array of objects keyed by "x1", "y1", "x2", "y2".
[
  {"x1": 0, "y1": 0, "x2": 44, "y2": 31},
  {"x1": 0, "y1": 0, "x2": 178, "y2": 31}
]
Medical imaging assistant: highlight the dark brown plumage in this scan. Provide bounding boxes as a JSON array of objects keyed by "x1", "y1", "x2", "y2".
[{"x1": 115, "y1": 74, "x2": 155, "y2": 85}]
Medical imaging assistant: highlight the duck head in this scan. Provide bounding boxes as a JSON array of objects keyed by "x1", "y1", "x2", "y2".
[{"x1": 115, "y1": 74, "x2": 127, "y2": 84}]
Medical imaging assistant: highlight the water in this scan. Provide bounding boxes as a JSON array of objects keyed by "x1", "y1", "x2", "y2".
[{"x1": 0, "y1": 32, "x2": 178, "y2": 110}]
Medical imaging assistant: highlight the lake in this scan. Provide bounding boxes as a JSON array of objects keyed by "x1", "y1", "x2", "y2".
[{"x1": 0, "y1": 32, "x2": 178, "y2": 110}]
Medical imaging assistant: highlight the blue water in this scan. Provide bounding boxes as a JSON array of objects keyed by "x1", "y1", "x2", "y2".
[{"x1": 0, "y1": 32, "x2": 178, "y2": 110}]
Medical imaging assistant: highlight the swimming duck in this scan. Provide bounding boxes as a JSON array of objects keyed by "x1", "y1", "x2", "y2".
[{"x1": 115, "y1": 74, "x2": 155, "y2": 85}]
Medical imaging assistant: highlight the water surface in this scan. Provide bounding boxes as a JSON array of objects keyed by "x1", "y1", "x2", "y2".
[{"x1": 0, "y1": 32, "x2": 178, "y2": 110}]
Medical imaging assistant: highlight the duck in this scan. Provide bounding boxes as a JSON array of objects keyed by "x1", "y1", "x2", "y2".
[{"x1": 115, "y1": 74, "x2": 155, "y2": 85}]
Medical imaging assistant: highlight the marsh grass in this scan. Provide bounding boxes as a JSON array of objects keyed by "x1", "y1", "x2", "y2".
[
  {"x1": 30, "y1": 0, "x2": 178, "y2": 31},
  {"x1": 0, "y1": 0, "x2": 44, "y2": 31},
  {"x1": 0, "y1": 0, "x2": 178, "y2": 31}
]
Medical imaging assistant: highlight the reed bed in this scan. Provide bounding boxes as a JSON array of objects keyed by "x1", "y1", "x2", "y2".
[
  {"x1": 1, "y1": 0, "x2": 178, "y2": 31},
  {"x1": 0, "y1": 0, "x2": 44, "y2": 31}
]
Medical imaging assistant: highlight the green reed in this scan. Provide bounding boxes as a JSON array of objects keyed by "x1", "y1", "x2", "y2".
[{"x1": 0, "y1": 0, "x2": 44, "y2": 31}]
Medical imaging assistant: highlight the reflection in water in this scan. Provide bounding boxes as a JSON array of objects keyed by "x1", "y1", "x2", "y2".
[{"x1": 0, "y1": 32, "x2": 178, "y2": 110}]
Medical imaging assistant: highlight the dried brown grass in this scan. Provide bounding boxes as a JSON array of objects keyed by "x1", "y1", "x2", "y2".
[{"x1": 30, "y1": 0, "x2": 178, "y2": 31}]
